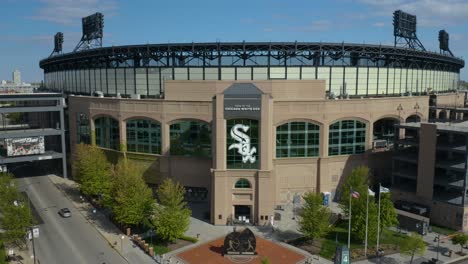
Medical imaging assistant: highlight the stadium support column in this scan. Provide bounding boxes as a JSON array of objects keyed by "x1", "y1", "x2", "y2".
[
  {"x1": 212, "y1": 93, "x2": 228, "y2": 225},
  {"x1": 416, "y1": 123, "x2": 436, "y2": 200},
  {"x1": 161, "y1": 122, "x2": 170, "y2": 156},
  {"x1": 119, "y1": 119, "x2": 127, "y2": 152},
  {"x1": 257, "y1": 93, "x2": 274, "y2": 226},
  {"x1": 367, "y1": 120, "x2": 374, "y2": 151},
  {"x1": 317, "y1": 123, "x2": 329, "y2": 194},
  {"x1": 59, "y1": 98, "x2": 68, "y2": 178}
]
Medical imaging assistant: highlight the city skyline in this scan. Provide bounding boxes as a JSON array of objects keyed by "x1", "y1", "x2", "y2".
[{"x1": 1, "y1": 0, "x2": 467, "y2": 82}]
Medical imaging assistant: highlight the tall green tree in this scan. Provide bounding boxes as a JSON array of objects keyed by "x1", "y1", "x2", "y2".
[
  {"x1": 0, "y1": 173, "x2": 32, "y2": 246},
  {"x1": 451, "y1": 233, "x2": 468, "y2": 253},
  {"x1": 150, "y1": 178, "x2": 191, "y2": 242},
  {"x1": 400, "y1": 232, "x2": 426, "y2": 264},
  {"x1": 0, "y1": 173, "x2": 17, "y2": 208},
  {"x1": 111, "y1": 159, "x2": 154, "y2": 226},
  {"x1": 0, "y1": 196, "x2": 31, "y2": 245},
  {"x1": 73, "y1": 144, "x2": 112, "y2": 204},
  {"x1": 339, "y1": 166, "x2": 370, "y2": 216},
  {"x1": 298, "y1": 192, "x2": 331, "y2": 241},
  {"x1": 379, "y1": 193, "x2": 399, "y2": 231},
  {"x1": 339, "y1": 166, "x2": 378, "y2": 242}
]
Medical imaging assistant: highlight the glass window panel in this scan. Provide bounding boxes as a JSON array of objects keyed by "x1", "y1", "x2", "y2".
[
  {"x1": 344, "y1": 67, "x2": 357, "y2": 96},
  {"x1": 287, "y1": 67, "x2": 300, "y2": 80},
  {"x1": 126, "y1": 119, "x2": 161, "y2": 154},
  {"x1": 269, "y1": 67, "x2": 286, "y2": 79},
  {"x1": 357, "y1": 67, "x2": 368, "y2": 95},
  {"x1": 237, "y1": 67, "x2": 251, "y2": 80},
  {"x1": 94, "y1": 116, "x2": 120, "y2": 150},
  {"x1": 116, "y1": 68, "x2": 126, "y2": 95},
  {"x1": 367, "y1": 67, "x2": 378, "y2": 95},
  {"x1": 221, "y1": 67, "x2": 235, "y2": 80},
  {"x1": 174, "y1": 68, "x2": 188, "y2": 80},
  {"x1": 378, "y1": 68, "x2": 387, "y2": 95},
  {"x1": 107, "y1": 68, "x2": 116, "y2": 95},
  {"x1": 253, "y1": 67, "x2": 268, "y2": 80},
  {"x1": 76, "y1": 112, "x2": 90, "y2": 144},
  {"x1": 275, "y1": 121, "x2": 320, "y2": 158},
  {"x1": 328, "y1": 119, "x2": 366, "y2": 156},
  {"x1": 170, "y1": 120, "x2": 211, "y2": 157},
  {"x1": 331, "y1": 67, "x2": 344, "y2": 96},
  {"x1": 125, "y1": 68, "x2": 135, "y2": 94},
  {"x1": 205, "y1": 68, "x2": 218, "y2": 80},
  {"x1": 189, "y1": 68, "x2": 203, "y2": 80},
  {"x1": 302, "y1": 67, "x2": 316, "y2": 80}
]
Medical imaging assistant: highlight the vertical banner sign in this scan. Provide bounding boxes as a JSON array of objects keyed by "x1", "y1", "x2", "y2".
[{"x1": 224, "y1": 83, "x2": 263, "y2": 169}]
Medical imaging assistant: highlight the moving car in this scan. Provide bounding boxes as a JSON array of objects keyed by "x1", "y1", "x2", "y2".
[{"x1": 58, "y1": 208, "x2": 71, "y2": 218}]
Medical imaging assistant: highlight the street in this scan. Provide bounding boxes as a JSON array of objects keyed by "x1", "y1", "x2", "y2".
[{"x1": 16, "y1": 175, "x2": 127, "y2": 264}]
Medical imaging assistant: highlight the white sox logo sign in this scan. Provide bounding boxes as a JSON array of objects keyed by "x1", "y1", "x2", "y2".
[{"x1": 228, "y1": 124, "x2": 257, "y2": 163}]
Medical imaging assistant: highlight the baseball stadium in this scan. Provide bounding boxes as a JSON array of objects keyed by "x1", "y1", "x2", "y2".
[{"x1": 39, "y1": 11, "x2": 466, "y2": 227}]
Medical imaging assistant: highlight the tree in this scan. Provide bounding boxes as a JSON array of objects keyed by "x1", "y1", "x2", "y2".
[
  {"x1": 0, "y1": 173, "x2": 17, "y2": 208},
  {"x1": 298, "y1": 192, "x2": 331, "y2": 241},
  {"x1": 0, "y1": 173, "x2": 32, "y2": 246},
  {"x1": 73, "y1": 144, "x2": 112, "y2": 205},
  {"x1": 400, "y1": 232, "x2": 426, "y2": 264},
  {"x1": 110, "y1": 159, "x2": 154, "y2": 226},
  {"x1": 0, "y1": 196, "x2": 31, "y2": 246},
  {"x1": 379, "y1": 193, "x2": 399, "y2": 232},
  {"x1": 150, "y1": 178, "x2": 191, "y2": 242},
  {"x1": 451, "y1": 233, "x2": 468, "y2": 253},
  {"x1": 338, "y1": 166, "x2": 378, "y2": 242},
  {"x1": 339, "y1": 166, "x2": 370, "y2": 216}
]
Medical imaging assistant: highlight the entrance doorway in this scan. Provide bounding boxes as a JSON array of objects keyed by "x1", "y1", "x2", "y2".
[{"x1": 234, "y1": 205, "x2": 251, "y2": 224}]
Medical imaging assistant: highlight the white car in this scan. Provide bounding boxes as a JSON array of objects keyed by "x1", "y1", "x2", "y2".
[{"x1": 58, "y1": 208, "x2": 71, "y2": 218}]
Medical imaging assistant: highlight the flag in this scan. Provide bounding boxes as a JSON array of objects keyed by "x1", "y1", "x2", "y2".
[
  {"x1": 380, "y1": 186, "x2": 390, "y2": 193},
  {"x1": 351, "y1": 191, "x2": 360, "y2": 199},
  {"x1": 368, "y1": 188, "x2": 375, "y2": 196}
]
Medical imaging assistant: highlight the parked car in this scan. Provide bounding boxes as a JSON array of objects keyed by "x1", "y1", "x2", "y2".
[{"x1": 58, "y1": 208, "x2": 71, "y2": 218}]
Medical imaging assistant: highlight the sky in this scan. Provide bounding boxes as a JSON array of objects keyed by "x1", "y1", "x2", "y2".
[{"x1": 1, "y1": 0, "x2": 467, "y2": 83}]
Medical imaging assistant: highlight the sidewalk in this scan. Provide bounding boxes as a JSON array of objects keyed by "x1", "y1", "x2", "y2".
[{"x1": 47, "y1": 175, "x2": 155, "y2": 264}]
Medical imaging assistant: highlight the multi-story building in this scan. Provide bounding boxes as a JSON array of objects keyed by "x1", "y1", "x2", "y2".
[
  {"x1": 38, "y1": 39, "x2": 464, "y2": 225},
  {"x1": 0, "y1": 93, "x2": 67, "y2": 177},
  {"x1": 13, "y1": 70, "x2": 21, "y2": 86},
  {"x1": 393, "y1": 118, "x2": 468, "y2": 231}
]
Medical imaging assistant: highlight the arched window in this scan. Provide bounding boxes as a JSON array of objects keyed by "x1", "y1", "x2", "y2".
[
  {"x1": 94, "y1": 116, "x2": 120, "y2": 150},
  {"x1": 329, "y1": 119, "x2": 366, "y2": 156},
  {"x1": 276, "y1": 121, "x2": 320, "y2": 158},
  {"x1": 170, "y1": 120, "x2": 211, "y2": 157},
  {"x1": 235, "y1": 178, "x2": 251, "y2": 188},
  {"x1": 126, "y1": 119, "x2": 161, "y2": 154},
  {"x1": 76, "y1": 112, "x2": 90, "y2": 144},
  {"x1": 226, "y1": 119, "x2": 259, "y2": 169}
]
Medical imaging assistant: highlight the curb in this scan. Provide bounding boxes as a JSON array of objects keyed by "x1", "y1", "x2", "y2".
[
  {"x1": 445, "y1": 255, "x2": 468, "y2": 264},
  {"x1": 46, "y1": 175, "x2": 131, "y2": 264}
]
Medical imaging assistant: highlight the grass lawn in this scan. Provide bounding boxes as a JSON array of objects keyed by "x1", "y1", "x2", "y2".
[
  {"x1": 141, "y1": 234, "x2": 197, "y2": 255},
  {"x1": 319, "y1": 220, "x2": 407, "y2": 260},
  {"x1": 431, "y1": 224, "x2": 456, "y2": 235},
  {"x1": 141, "y1": 235, "x2": 171, "y2": 255}
]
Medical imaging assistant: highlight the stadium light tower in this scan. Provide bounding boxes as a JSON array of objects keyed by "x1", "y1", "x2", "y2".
[
  {"x1": 439, "y1": 30, "x2": 453, "y2": 56},
  {"x1": 74, "y1": 12, "x2": 104, "y2": 52},
  {"x1": 393, "y1": 10, "x2": 425, "y2": 51},
  {"x1": 49, "y1": 32, "x2": 63, "y2": 57}
]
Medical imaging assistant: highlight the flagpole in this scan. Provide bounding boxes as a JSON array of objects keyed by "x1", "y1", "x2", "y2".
[
  {"x1": 377, "y1": 183, "x2": 382, "y2": 253},
  {"x1": 364, "y1": 187, "x2": 369, "y2": 257},
  {"x1": 348, "y1": 188, "x2": 352, "y2": 249}
]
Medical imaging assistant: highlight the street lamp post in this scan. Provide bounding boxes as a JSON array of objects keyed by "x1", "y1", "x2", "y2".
[
  {"x1": 414, "y1": 103, "x2": 420, "y2": 120},
  {"x1": 397, "y1": 104, "x2": 403, "y2": 124}
]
